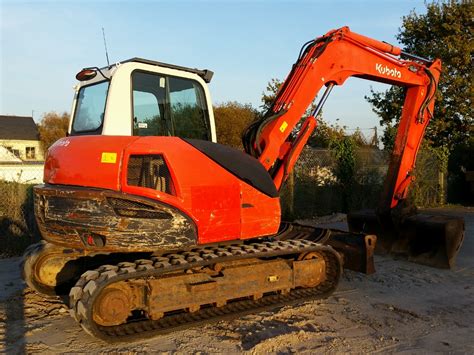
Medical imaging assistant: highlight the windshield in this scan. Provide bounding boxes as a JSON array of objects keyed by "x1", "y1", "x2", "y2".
[{"x1": 72, "y1": 81, "x2": 109, "y2": 133}]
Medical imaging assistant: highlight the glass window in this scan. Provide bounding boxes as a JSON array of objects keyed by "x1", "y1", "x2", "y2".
[
  {"x1": 132, "y1": 71, "x2": 210, "y2": 140},
  {"x1": 132, "y1": 72, "x2": 169, "y2": 136},
  {"x1": 169, "y1": 77, "x2": 209, "y2": 140},
  {"x1": 26, "y1": 147, "x2": 36, "y2": 159},
  {"x1": 6, "y1": 147, "x2": 20, "y2": 158},
  {"x1": 72, "y1": 81, "x2": 109, "y2": 133}
]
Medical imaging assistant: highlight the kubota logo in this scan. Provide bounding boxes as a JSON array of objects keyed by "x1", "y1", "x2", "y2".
[{"x1": 376, "y1": 63, "x2": 401, "y2": 78}]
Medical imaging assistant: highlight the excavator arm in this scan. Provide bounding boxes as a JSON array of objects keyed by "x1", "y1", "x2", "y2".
[
  {"x1": 243, "y1": 26, "x2": 440, "y2": 212},
  {"x1": 243, "y1": 27, "x2": 464, "y2": 268}
]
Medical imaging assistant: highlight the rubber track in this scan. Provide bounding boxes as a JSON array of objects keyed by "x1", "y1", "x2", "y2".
[
  {"x1": 69, "y1": 238, "x2": 342, "y2": 342},
  {"x1": 21, "y1": 241, "x2": 56, "y2": 296}
]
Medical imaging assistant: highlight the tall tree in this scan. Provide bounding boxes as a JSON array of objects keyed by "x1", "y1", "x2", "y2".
[
  {"x1": 214, "y1": 102, "x2": 257, "y2": 149},
  {"x1": 260, "y1": 78, "x2": 283, "y2": 112},
  {"x1": 37, "y1": 112, "x2": 69, "y2": 153},
  {"x1": 366, "y1": 1, "x2": 473, "y2": 150}
]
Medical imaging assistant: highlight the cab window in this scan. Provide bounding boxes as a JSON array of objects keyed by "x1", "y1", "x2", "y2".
[
  {"x1": 132, "y1": 71, "x2": 210, "y2": 140},
  {"x1": 72, "y1": 81, "x2": 109, "y2": 133}
]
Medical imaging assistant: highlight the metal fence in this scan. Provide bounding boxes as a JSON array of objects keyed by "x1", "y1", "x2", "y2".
[
  {"x1": 0, "y1": 163, "x2": 44, "y2": 184},
  {"x1": 281, "y1": 146, "x2": 446, "y2": 219}
]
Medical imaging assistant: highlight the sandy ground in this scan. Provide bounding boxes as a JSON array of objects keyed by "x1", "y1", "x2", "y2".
[{"x1": 1, "y1": 207, "x2": 473, "y2": 354}]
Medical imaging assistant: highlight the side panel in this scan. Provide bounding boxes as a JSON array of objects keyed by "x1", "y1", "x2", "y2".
[
  {"x1": 121, "y1": 137, "x2": 280, "y2": 243},
  {"x1": 44, "y1": 136, "x2": 139, "y2": 191},
  {"x1": 44, "y1": 136, "x2": 280, "y2": 245},
  {"x1": 121, "y1": 137, "x2": 243, "y2": 243},
  {"x1": 240, "y1": 184, "x2": 280, "y2": 239}
]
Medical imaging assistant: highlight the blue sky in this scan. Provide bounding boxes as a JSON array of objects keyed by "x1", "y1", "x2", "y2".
[{"x1": 1, "y1": 0, "x2": 428, "y2": 134}]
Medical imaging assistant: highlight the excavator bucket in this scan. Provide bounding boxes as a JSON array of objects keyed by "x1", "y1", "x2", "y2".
[{"x1": 347, "y1": 209, "x2": 465, "y2": 269}]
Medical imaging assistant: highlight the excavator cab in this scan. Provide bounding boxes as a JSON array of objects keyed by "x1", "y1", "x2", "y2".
[{"x1": 70, "y1": 58, "x2": 216, "y2": 141}]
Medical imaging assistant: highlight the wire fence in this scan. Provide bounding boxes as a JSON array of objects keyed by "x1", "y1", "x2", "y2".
[
  {"x1": 280, "y1": 146, "x2": 447, "y2": 219},
  {"x1": 0, "y1": 163, "x2": 44, "y2": 184}
]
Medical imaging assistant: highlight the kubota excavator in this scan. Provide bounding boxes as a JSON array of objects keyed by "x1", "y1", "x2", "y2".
[{"x1": 22, "y1": 27, "x2": 464, "y2": 341}]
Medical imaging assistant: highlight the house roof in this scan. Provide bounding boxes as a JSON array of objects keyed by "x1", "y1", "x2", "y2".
[{"x1": 0, "y1": 115, "x2": 40, "y2": 140}]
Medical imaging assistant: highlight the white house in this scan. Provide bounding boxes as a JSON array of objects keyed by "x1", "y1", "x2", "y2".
[
  {"x1": 0, "y1": 115, "x2": 45, "y2": 161},
  {"x1": 0, "y1": 115, "x2": 44, "y2": 183}
]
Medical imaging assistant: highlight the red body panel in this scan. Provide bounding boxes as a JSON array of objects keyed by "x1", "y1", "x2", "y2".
[
  {"x1": 45, "y1": 136, "x2": 139, "y2": 191},
  {"x1": 44, "y1": 136, "x2": 280, "y2": 245}
]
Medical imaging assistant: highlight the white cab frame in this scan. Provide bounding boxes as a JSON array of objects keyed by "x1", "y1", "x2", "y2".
[{"x1": 69, "y1": 61, "x2": 217, "y2": 142}]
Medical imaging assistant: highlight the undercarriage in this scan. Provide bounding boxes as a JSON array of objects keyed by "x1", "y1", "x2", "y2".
[{"x1": 22, "y1": 222, "x2": 374, "y2": 342}]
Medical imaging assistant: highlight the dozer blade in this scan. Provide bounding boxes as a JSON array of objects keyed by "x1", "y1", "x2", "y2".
[
  {"x1": 277, "y1": 223, "x2": 377, "y2": 274},
  {"x1": 347, "y1": 209, "x2": 465, "y2": 269}
]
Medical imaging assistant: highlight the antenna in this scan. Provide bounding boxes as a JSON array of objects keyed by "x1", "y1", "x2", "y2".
[{"x1": 102, "y1": 27, "x2": 110, "y2": 67}]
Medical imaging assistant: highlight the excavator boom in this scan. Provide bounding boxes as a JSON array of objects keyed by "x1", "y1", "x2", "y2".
[
  {"x1": 243, "y1": 27, "x2": 439, "y2": 206},
  {"x1": 243, "y1": 26, "x2": 463, "y2": 268}
]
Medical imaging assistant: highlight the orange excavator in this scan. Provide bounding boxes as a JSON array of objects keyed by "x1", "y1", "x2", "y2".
[{"x1": 22, "y1": 27, "x2": 464, "y2": 341}]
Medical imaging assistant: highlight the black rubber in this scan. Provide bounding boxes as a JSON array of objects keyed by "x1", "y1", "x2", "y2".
[{"x1": 183, "y1": 138, "x2": 278, "y2": 198}]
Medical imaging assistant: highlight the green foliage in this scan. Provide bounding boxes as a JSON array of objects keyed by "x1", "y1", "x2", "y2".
[
  {"x1": 366, "y1": 1, "x2": 473, "y2": 150},
  {"x1": 307, "y1": 119, "x2": 345, "y2": 148},
  {"x1": 172, "y1": 103, "x2": 210, "y2": 140},
  {"x1": 329, "y1": 136, "x2": 357, "y2": 211},
  {"x1": 379, "y1": 123, "x2": 398, "y2": 152},
  {"x1": 447, "y1": 135, "x2": 474, "y2": 204},
  {"x1": 37, "y1": 111, "x2": 70, "y2": 154},
  {"x1": 214, "y1": 101, "x2": 258, "y2": 149},
  {"x1": 409, "y1": 144, "x2": 450, "y2": 207},
  {"x1": 260, "y1": 78, "x2": 283, "y2": 112},
  {"x1": 0, "y1": 181, "x2": 40, "y2": 256},
  {"x1": 330, "y1": 137, "x2": 356, "y2": 187}
]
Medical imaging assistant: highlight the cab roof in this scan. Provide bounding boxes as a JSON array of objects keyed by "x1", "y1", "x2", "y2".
[{"x1": 112, "y1": 57, "x2": 214, "y2": 83}]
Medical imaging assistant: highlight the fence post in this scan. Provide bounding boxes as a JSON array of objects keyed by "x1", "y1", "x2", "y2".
[{"x1": 438, "y1": 170, "x2": 445, "y2": 205}]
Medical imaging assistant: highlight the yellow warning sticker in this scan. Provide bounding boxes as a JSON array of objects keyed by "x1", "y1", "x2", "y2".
[
  {"x1": 101, "y1": 152, "x2": 117, "y2": 164},
  {"x1": 279, "y1": 121, "x2": 289, "y2": 133}
]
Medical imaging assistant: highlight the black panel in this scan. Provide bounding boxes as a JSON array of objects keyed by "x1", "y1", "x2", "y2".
[{"x1": 183, "y1": 139, "x2": 278, "y2": 198}]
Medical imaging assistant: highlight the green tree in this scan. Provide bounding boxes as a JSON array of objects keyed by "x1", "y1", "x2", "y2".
[
  {"x1": 260, "y1": 78, "x2": 283, "y2": 112},
  {"x1": 307, "y1": 119, "x2": 346, "y2": 148},
  {"x1": 37, "y1": 111, "x2": 69, "y2": 153},
  {"x1": 329, "y1": 136, "x2": 357, "y2": 211},
  {"x1": 214, "y1": 102, "x2": 258, "y2": 149},
  {"x1": 366, "y1": 1, "x2": 473, "y2": 150}
]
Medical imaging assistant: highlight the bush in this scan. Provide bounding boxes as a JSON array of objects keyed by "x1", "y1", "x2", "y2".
[{"x1": 0, "y1": 181, "x2": 40, "y2": 256}]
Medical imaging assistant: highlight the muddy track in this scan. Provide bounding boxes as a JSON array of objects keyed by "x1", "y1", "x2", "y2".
[{"x1": 69, "y1": 238, "x2": 342, "y2": 342}]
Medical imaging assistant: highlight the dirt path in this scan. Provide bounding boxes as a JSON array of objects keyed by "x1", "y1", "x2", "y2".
[{"x1": 1, "y1": 207, "x2": 473, "y2": 353}]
